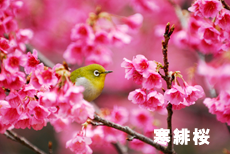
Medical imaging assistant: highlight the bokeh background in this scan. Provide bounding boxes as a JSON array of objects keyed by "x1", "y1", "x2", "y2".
[{"x1": 0, "y1": 0, "x2": 230, "y2": 154}]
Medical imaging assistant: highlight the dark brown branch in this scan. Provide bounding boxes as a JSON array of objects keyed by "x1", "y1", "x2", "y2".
[
  {"x1": 5, "y1": 130, "x2": 47, "y2": 154},
  {"x1": 162, "y1": 22, "x2": 175, "y2": 154},
  {"x1": 162, "y1": 22, "x2": 174, "y2": 89},
  {"x1": 221, "y1": 0, "x2": 230, "y2": 10},
  {"x1": 127, "y1": 136, "x2": 136, "y2": 141},
  {"x1": 91, "y1": 114, "x2": 176, "y2": 154}
]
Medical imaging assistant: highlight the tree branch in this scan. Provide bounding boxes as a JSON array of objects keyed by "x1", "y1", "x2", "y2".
[
  {"x1": 221, "y1": 0, "x2": 230, "y2": 10},
  {"x1": 4, "y1": 130, "x2": 47, "y2": 154},
  {"x1": 91, "y1": 114, "x2": 176, "y2": 154},
  {"x1": 162, "y1": 22, "x2": 175, "y2": 153}
]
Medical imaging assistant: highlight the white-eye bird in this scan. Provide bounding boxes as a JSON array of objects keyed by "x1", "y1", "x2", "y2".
[{"x1": 70, "y1": 64, "x2": 112, "y2": 102}]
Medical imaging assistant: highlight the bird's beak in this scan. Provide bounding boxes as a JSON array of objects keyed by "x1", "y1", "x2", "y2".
[{"x1": 104, "y1": 70, "x2": 113, "y2": 74}]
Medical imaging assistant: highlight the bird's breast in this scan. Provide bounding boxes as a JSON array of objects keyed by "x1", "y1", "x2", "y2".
[{"x1": 74, "y1": 77, "x2": 103, "y2": 102}]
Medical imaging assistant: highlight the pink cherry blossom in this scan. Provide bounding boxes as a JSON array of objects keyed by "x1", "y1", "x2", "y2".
[
  {"x1": 16, "y1": 29, "x2": 33, "y2": 43},
  {"x1": 5, "y1": 90, "x2": 22, "y2": 108},
  {"x1": 18, "y1": 84, "x2": 36, "y2": 98},
  {"x1": 64, "y1": 83, "x2": 84, "y2": 104},
  {"x1": 199, "y1": 39, "x2": 219, "y2": 54},
  {"x1": 31, "y1": 105, "x2": 50, "y2": 120},
  {"x1": 0, "y1": 100, "x2": 11, "y2": 116},
  {"x1": 172, "y1": 99, "x2": 191, "y2": 110},
  {"x1": 30, "y1": 117, "x2": 47, "y2": 130},
  {"x1": 38, "y1": 91, "x2": 57, "y2": 107},
  {"x1": 85, "y1": 46, "x2": 112, "y2": 67},
  {"x1": 87, "y1": 126, "x2": 104, "y2": 145},
  {"x1": 63, "y1": 42, "x2": 84, "y2": 65},
  {"x1": 0, "y1": 0, "x2": 10, "y2": 11},
  {"x1": 4, "y1": 49, "x2": 26, "y2": 73},
  {"x1": 145, "y1": 90, "x2": 166, "y2": 111},
  {"x1": 184, "y1": 85, "x2": 205, "y2": 104},
  {"x1": 71, "y1": 101, "x2": 95, "y2": 123},
  {"x1": 94, "y1": 31, "x2": 110, "y2": 44},
  {"x1": 128, "y1": 88, "x2": 146, "y2": 105},
  {"x1": 0, "y1": 116, "x2": 11, "y2": 133},
  {"x1": 5, "y1": 71, "x2": 25, "y2": 90},
  {"x1": 132, "y1": 0, "x2": 159, "y2": 12},
  {"x1": 121, "y1": 57, "x2": 135, "y2": 80},
  {"x1": 50, "y1": 117, "x2": 71, "y2": 132},
  {"x1": 1, "y1": 107, "x2": 20, "y2": 125},
  {"x1": 66, "y1": 131, "x2": 93, "y2": 154},
  {"x1": 200, "y1": 0, "x2": 222, "y2": 18},
  {"x1": 188, "y1": 15, "x2": 203, "y2": 35},
  {"x1": 0, "y1": 37, "x2": 10, "y2": 53},
  {"x1": 102, "y1": 125, "x2": 127, "y2": 144},
  {"x1": 142, "y1": 71, "x2": 162, "y2": 89},
  {"x1": 30, "y1": 71, "x2": 42, "y2": 89},
  {"x1": 132, "y1": 54, "x2": 157, "y2": 77},
  {"x1": 36, "y1": 68, "x2": 58, "y2": 87},
  {"x1": 122, "y1": 57, "x2": 144, "y2": 84},
  {"x1": 131, "y1": 108, "x2": 152, "y2": 128},
  {"x1": 164, "y1": 84, "x2": 185, "y2": 105},
  {"x1": 110, "y1": 29, "x2": 131, "y2": 46},
  {"x1": 199, "y1": 25, "x2": 220, "y2": 44},
  {"x1": 131, "y1": 70, "x2": 143, "y2": 84},
  {"x1": 14, "y1": 114, "x2": 31, "y2": 129},
  {"x1": 24, "y1": 49, "x2": 40, "y2": 74},
  {"x1": 71, "y1": 23, "x2": 94, "y2": 41},
  {"x1": 123, "y1": 13, "x2": 143, "y2": 30},
  {"x1": 129, "y1": 139, "x2": 156, "y2": 153},
  {"x1": 110, "y1": 106, "x2": 128, "y2": 125},
  {"x1": 216, "y1": 9, "x2": 230, "y2": 31},
  {"x1": 173, "y1": 30, "x2": 189, "y2": 49},
  {"x1": 188, "y1": 0, "x2": 202, "y2": 16},
  {"x1": 0, "y1": 87, "x2": 6, "y2": 100},
  {"x1": 204, "y1": 91, "x2": 230, "y2": 125}
]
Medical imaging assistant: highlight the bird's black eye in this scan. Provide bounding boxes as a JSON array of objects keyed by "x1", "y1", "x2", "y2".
[{"x1": 94, "y1": 70, "x2": 100, "y2": 77}]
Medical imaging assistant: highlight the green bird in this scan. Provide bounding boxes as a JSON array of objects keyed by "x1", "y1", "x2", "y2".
[{"x1": 70, "y1": 64, "x2": 112, "y2": 102}]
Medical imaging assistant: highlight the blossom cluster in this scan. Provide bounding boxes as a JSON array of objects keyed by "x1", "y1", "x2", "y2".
[
  {"x1": 0, "y1": 48, "x2": 95, "y2": 133},
  {"x1": 204, "y1": 91, "x2": 230, "y2": 125},
  {"x1": 173, "y1": 0, "x2": 230, "y2": 55},
  {"x1": 180, "y1": 0, "x2": 230, "y2": 126},
  {"x1": 66, "y1": 106, "x2": 158, "y2": 154},
  {"x1": 122, "y1": 54, "x2": 204, "y2": 111},
  {"x1": 198, "y1": 60, "x2": 230, "y2": 124},
  {"x1": 63, "y1": 10, "x2": 143, "y2": 67},
  {"x1": 0, "y1": 2, "x2": 96, "y2": 153}
]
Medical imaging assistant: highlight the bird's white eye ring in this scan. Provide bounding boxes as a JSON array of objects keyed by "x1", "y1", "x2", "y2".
[{"x1": 94, "y1": 70, "x2": 100, "y2": 77}]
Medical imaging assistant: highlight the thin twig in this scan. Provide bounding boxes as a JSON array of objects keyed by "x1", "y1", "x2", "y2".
[
  {"x1": 5, "y1": 130, "x2": 47, "y2": 154},
  {"x1": 162, "y1": 22, "x2": 175, "y2": 154},
  {"x1": 221, "y1": 0, "x2": 230, "y2": 10},
  {"x1": 91, "y1": 114, "x2": 176, "y2": 154}
]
